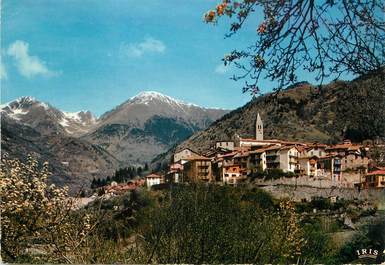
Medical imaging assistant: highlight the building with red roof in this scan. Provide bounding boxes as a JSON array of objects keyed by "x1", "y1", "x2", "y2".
[{"x1": 363, "y1": 170, "x2": 385, "y2": 189}]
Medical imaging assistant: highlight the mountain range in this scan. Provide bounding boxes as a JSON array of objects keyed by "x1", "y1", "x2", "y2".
[{"x1": 1, "y1": 92, "x2": 228, "y2": 191}]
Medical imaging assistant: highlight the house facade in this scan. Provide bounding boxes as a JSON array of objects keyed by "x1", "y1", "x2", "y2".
[
  {"x1": 279, "y1": 146, "x2": 300, "y2": 173},
  {"x1": 248, "y1": 148, "x2": 267, "y2": 172},
  {"x1": 363, "y1": 170, "x2": 385, "y2": 189},
  {"x1": 222, "y1": 164, "x2": 244, "y2": 185},
  {"x1": 215, "y1": 141, "x2": 235, "y2": 151},
  {"x1": 174, "y1": 148, "x2": 201, "y2": 163},
  {"x1": 183, "y1": 155, "x2": 213, "y2": 182},
  {"x1": 145, "y1": 174, "x2": 164, "y2": 188}
]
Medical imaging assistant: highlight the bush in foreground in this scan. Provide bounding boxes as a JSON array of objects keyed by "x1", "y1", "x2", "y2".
[{"x1": 0, "y1": 156, "x2": 93, "y2": 263}]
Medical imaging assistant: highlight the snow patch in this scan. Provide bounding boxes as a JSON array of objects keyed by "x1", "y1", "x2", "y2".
[
  {"x1": 131, "y1": 91, "x2": 201, "y2": 109},
  {"x1": 38, "y1": 102, "x2": 50, "y2": 110},
  {"x1": 63, "y1": 111, "x2": 96, "y2": 125},
  {"x1": 63, "y1": 111, "x2": 82, "y2": 122},
  {"x1": 14, "y1": 96, "x2": 37, "y2": 105},
  {"x1": 59, "y1": 117, "x2": 70, "y2": 127},
  {"x1": 7, "y1": 108, "x2": 29, "y2": 121}
]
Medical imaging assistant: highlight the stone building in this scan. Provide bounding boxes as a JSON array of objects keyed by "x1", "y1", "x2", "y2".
[{"x1": 183, "y1": 154, "x2": 213, "y2": 182}]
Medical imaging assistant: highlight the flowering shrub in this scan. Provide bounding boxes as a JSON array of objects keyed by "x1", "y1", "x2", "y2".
[
  {"x1": 277, "y1": 200, "x2": 306, "y2": 259},
  {"x1": 0, "y1": 155, "x2": 92, "y2": 263}
]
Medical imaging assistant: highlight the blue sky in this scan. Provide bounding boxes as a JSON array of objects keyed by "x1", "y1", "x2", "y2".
[{"x1": 1, "y1": 0, "x2": 353, "y2": 116}]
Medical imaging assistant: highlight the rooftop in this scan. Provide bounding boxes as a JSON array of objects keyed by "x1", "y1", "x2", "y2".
[
  {"x1": 183, "y1": 154, "x2": 211, "y2": 161},
  {"x1": 366, "y1": 170, "x2": 385, "y2": 176},
  {"x1": 145, "y1": 173, "x2": 163, "y2": 179}
]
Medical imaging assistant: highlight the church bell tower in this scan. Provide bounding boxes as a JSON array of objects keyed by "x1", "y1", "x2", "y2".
[{"x1": 256, "y1": 113, "x2": 263, "y2": 140}]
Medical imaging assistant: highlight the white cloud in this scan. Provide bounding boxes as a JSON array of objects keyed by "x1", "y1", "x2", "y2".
[
  {"x1": 215, "y1": 63, "x2": 230, "y2": 74},
  {"x1": 122, "y1": 37, "x2": 166, "y2": 58},
  {"x1": 0, "y1": 60, "x2": 7, "y2": 80},
  {"x1": 7, "y1": 40, "x2": 56, "y2": 78}
]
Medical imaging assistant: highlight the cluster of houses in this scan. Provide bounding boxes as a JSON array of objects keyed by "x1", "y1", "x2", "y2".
[
  {"x1": 163, "y1": 113, "x2": 384, "y2": 189},
  {"x1": 103, "y1": 178, "x2": 145, "y2": 195},
  {"x1": 100, "y1": 113, "x2": 384, "y2": 193}
]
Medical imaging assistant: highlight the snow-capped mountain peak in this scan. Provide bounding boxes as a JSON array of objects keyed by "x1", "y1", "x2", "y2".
[
  {"x1": 130, "y1": 91, "x2": 199, "y2": 108},
  {"x1": 1, "y1": 96, "x2": 44, "y2": 109},
  {"x1": 1, "y1": 97, "x2": 96, "y2": 136},
  {"x1": 1, "y1": 96, "x2": 50, "y2": 120}
]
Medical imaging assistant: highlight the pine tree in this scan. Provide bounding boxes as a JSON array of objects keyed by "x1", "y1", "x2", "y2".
[
  {"x1": 91, "y1": 178, "x2": 96, "y2": 189},
  {"x1": 137, "y1": 167, "x2": 142, "y2": 177}
]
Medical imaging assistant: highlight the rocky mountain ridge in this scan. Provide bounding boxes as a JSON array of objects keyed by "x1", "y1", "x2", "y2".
[
  {"x1": 1, "y1": 91, "x2": 229, "y2": 190},
  {"x1": 1, "y1": 96, "x2": 97, "y2": 136}
]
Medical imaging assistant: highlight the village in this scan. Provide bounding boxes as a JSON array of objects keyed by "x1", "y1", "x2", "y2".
[{"x1": 102, "y1": 113, "x2": 385, "y2": 196}]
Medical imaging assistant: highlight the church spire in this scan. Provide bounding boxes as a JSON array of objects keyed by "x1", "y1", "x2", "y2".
[{"x1": 256, "y1": 113, "x2": 263, "y2": 140}]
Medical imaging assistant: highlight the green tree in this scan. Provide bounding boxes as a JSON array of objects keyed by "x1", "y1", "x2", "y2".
[
  {"x1": 137, "y1": 167, "x2": 143, "y2": 177},
  {"x1": 135, "y1": 185, "x2": 306, "y2": 264}
]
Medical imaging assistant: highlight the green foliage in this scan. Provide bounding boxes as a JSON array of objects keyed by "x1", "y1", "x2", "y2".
[
  {"x1": 87, "y1": 189, "x2": 155, "y2": 241},
  {"x1": 301, "y1": 219, "x2": 339, "y2": 264},
  {"x1": 296, "y1": 197, "x2": 351, "y2": 213},
  {"x1": 135, "y1": 184, "x2": 306, "y2": 264},
  {"x1": 338, "y1": 233, "x2": 372, "y2": 263},
  {"x1": 240, "y1": 188, "x2": 275, "y2": 209},
  {"x1": 336, "y1": 214, "x2": 385, "y2": 263},
  {"x1": 91, "y1": 166, "x2": 144, "y2": 188},
  {"x1": 336, "y1": 73, "x2": 385, "y2": 142},
  {"x1": 264, "y1": 168, "x2": 296, "y2": 180}
]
